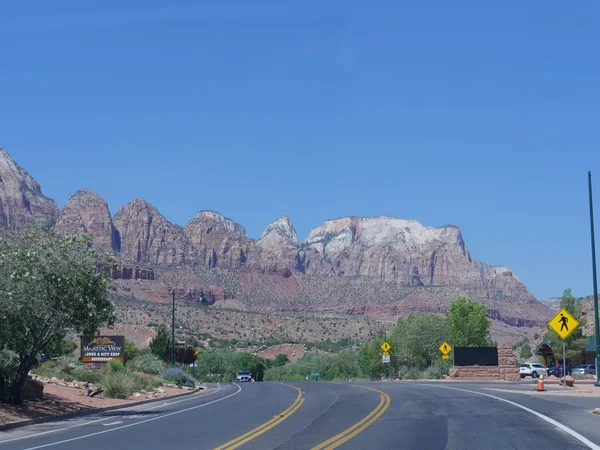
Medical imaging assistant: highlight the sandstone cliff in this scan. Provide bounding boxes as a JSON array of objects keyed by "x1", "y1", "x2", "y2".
[
  {"x1": 112, "y1": 198, "x2": 191, "y2": 266},
  {"x1": 184, "y1": 211, "x2": 252, "y2": 269},
  {"x1": 54, "y1": 189, "x2": 118, "y2": 250},
  {"x1": 0, "y1": 148, "x2": 59, "y2": 228}
]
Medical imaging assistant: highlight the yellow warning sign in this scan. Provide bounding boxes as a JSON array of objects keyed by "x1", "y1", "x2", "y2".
[
  {"x1": 442, "y1": 355, "x2": 449, "y2": 360},
  {"x1": 381, "y1": 342, "x2": 391, "y2": 353},
  {"x1": 439, "y1": 342, "x2": 452, "y2": 355},
  {"x1": 548, "y1": 308, "x2": 580, "y2": 340}
]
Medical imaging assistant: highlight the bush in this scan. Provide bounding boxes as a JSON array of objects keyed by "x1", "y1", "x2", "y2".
[
  {"x1": 127, "y1": 353, "x2": 166, "y2": 375},
  {"x1": 101, "y1": 371, "x2": 135, "y2": 399},
  {"x1": 131, "y1": 372, "x2": 164, "y2": 392},
  {"x1": 107, "y1": 360, "x2": 124, "y2": 373},
  {"x1": 124, "y1": 340, "x2": 139, "y2": 364},
  {"x1": 72, "y1": 369, "x2": 104, "y2": 384},
  {"x1": 402, "y1": 367, "x2": 423, "y2": 380},
  {"x1": 161, "y1": 368, "x2": 196, "y2": 388},
  {"x1": 55, "y1": 356, "x2": 80, "y2": 376}
]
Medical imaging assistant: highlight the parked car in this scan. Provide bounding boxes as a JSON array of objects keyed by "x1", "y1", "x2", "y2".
[
  {"x1": 236, "y1": 371, "x2": 252, "y2": 382},
  {"x1": 572, "y1": 365, "x2": 596, "y2": 375},
  {"x1": 546, "y1": 366, "x2": 563, "y2": 377},
  {"x1": 520, "y1": 363, "x2": 548, "y2": 378}
]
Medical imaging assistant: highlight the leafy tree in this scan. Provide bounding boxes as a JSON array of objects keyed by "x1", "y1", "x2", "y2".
[
  {"x1": 124, "y1": 339, "x2": 139, "y2": 364},
  {"x1": 390, "y1": 314, "x2": 450, "y2": 370},
  {"x1": 358, "y1": 340, "x2": 386, "y2": 380},
  {"x1": 447, "y1": 296, "x2": 491, "y2": 347},
  {"x1": 149, "y1": 326, "x2": 170, "y2": 361},
  {"x1": 41, "y1": 336, "x2": 77, "y2": 358},
  {"x1": 0, "y1": 228, "x2": 114, "y2": 404},
  {"x1": 545, "y1": 289, "x2": 588, "y2": 364},
  {"x1": 519, "y1": 342, "x2": 532, "y2": 360},
  {"x1": 274, "y1": 354, "x2": 290, "y2": 367}
]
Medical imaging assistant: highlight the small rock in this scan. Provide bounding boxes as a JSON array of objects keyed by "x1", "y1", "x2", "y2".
[{"x1": 133, "y1": 392, "x2": 141, "y2": 398}]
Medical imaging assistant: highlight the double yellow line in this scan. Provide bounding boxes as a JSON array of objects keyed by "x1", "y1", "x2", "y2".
[
  {"x1": 213, "y1": 384, "x2": 304, "y2": 450},
  {"x1": 311, "y1": 387, "x2": 391, "y2": 450}
]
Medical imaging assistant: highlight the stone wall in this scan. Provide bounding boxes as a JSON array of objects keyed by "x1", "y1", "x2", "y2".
[{"x1": 449, "y1": 347, "x2": 520, "y2": 381}]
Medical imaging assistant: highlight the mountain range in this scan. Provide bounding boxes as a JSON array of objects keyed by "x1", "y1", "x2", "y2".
[{"x1": 0, "y1": 147, "x2": 552, "y2": 344}]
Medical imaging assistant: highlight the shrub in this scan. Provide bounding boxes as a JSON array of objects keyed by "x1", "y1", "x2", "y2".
[
  {"x1": 131, "y1": 372, "x2": 164, "y2": 392},
  {"x1": 55, "y1": 356, "x2": 80, "y2": 376},
  {"x1": 127, "y1": 353, "x2": 166, "y2": 375},
  {"x1": 107, "y1": 360, "x2": 124, "y2": 373},
  {"x1": 72, "y1": 369, "x2": 104, "y2": 384},
  {"x1": 101, "y1": 371, "x2": 135, "y2": 399},
  {"x1": 124, "y1": 339, "x2": 139, "y2": 363},
  {"x1": 161, "y1": 368, "x2": 196, "y2": 388},
  {"x1": 402, "y1": 367, "x2": 423, "y2": 380}
]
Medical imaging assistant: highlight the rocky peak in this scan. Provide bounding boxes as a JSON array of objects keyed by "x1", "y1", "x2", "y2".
[
  {"x1": 193, "y1": 210, "x2": 247, "y2": 237},
  {"x1": 113, "y1": 198, "x2": 190, "y2": 265},
  {"x1": 0, "y1": 147, "x2": 59, "y2": 228},
  {"x1": 258, "y1": 216, "x2": 299, "y2": 246},
  {"x1": 54, "y1": 189, "x2": 118, "y2": 250},
  {"x1": 184, "y1": 211, "x2": 250, "y2": 269}
]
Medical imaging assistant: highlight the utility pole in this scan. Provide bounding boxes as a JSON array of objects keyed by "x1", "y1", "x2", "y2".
[
  {"x1": 588, "y1": 172, "x2": 600, "y2": 387},
  {"x1": 171, "y1": 290, "x2": 206, "y2": 368}
]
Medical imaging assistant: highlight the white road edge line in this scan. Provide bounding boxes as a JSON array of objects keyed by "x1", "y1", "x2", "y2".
[
  {"x1": 19, "y1": 383, "x2": 242, "y2": 450},
  {"x1": 416, "y1": 383, "x2": 600, "y2": 450},
  {"x1": 0, "y1": 383, "x2": 224, "y2": 444}
]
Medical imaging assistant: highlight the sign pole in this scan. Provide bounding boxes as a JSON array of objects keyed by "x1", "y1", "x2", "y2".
[
  {"x1": 588, "y1": 171, "x2": 600, "y2": 387},
  {"x1": 563, "y1": 341, "x2": 567, "y2": 390},
  {"x1": 171, "y1": 291, "x2": 176, "y2": 368}
]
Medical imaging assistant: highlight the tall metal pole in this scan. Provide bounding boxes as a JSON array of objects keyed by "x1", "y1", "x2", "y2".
[
  {"x1": 589, "y1": 172, "x2": 600, "y2": 387},
  {"x1": 171, "y1": 291, "x2": 176, "y2": 368},
  {"x1": 563, "y1": 341, "x2": 567, "y2": 390}
]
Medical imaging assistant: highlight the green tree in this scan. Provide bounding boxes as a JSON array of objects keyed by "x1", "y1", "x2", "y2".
[
  {"x1": 447, "y1": 296, "x2": 491, "y2": 347},
  {"x1": 42, "y1": 336, "x2": 77, "y2": 358},
  {"x1": 0, "y1": 228, "x2": 115, "y2": 404},
  {"x1": 390, "y1": 314, "x2": 450, "y2": 370},
  {"x1": 124, "y1": 339, "x2": 139, "y2": 364},
  {"x1": 546, "y1": 289, "x2": 588, "y2": 364},
  {"x1": 274, "y1": 354, "x2": 290, "y2": 367},
  {"x1": 519, "y1": 342, "x2": 532, "y2": 360},
  {"x1": 149, "y1": 326, "x2": 170, "y2": 361}
]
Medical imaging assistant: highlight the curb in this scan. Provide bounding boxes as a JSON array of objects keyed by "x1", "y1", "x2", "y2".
[{"x1": 0, "y1": 387, "x2": 204, "y2": 432}]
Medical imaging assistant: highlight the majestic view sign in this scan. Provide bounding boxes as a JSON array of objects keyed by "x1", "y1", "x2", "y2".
[{"x1": 80, "y1": 336, "x2": 125, "y2": 363}]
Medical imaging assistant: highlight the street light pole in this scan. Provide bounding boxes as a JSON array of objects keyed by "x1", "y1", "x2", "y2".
[
  {"x1": 171, "y1": 291, "x2": 176, "y2": 368},
  {"x1": 171, "y1": 290, "x2": 206, "y2": 368},
  {"x1": 588, "y1": 172, "x2": 600, "y2": 387}
]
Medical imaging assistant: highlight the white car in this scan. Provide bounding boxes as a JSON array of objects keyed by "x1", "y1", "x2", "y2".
[
  {"x1": 236, "y1": 371, "x2": 252, "y2": 382},
  {"x1": 520, "y1": 363, "x2": 547, "y2": 379}
]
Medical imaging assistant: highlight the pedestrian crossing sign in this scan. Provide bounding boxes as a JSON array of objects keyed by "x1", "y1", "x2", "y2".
[
  {"x1": 548, "y1": 308, "x2": 580, "y2": 340},
  {"x1": 439, "y1": 342, "x2": 452, "y2": 355}
]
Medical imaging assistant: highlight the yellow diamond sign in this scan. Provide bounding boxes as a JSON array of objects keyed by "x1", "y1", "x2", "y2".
[
  {"x1": 548, "y1": 308, "x2": 580, "y2": 340},
  {"x1": 439, "y1": 342, "x2": 452, "y2": 355},
  {"x1": 381, "y1": 342, "x2": 391, "y2": 353}
]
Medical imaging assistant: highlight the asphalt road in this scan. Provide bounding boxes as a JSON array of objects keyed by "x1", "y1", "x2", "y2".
[{"x1": 0, "y1": 381, "x2": 598, "y2": 449}]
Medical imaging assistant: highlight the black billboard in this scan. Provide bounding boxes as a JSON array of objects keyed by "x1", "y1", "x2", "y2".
[
  {"x1": 80, "y1": 336, "x2": 125, "y2": 363},
  {"x1": 453, "y1": 347, "x2": 498, "y2": 366}
]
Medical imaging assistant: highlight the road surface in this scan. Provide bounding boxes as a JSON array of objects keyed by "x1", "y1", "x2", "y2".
[{"x1": 1, "y1": 381, "x2": 598, "y2": 449}]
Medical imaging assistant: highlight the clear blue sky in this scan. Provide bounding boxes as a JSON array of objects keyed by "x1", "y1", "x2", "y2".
[{"x1": 1, "y1": 1, "x2": 599, "y2": 300}]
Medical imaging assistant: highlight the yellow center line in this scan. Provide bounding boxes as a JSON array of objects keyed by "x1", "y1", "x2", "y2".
[
  {"x1": 311, "y1": 386, "x2": 391, "y2": 450},
  {"x1": 213, "y1": 384, "x2": 304, "y2": 450}
]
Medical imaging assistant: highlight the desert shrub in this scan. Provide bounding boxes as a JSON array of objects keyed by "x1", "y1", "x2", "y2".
[
  {"x1": 131, "y1": 372, "x2": 164, "y2": 392},
  {"x1": 572, "y1": 372, "x2": 586, "y2": 380},
  {"x1": 402, "y1": 367, "x2": 423, "y2": 380},
  {"x1": 107, "y1": 360, "x2": 124, "y2": 373},
  {"x1": 55, "y1": 356, "x2": 80, "y2": 376},
  {"x1": 72, "y1": 369, "x2": 104, "y2": 384},
  {"x1": 101, "y1": 371, "x2": 135, "y2": 399},
  {"x1": 124, "y1": 339, "x2": 139, "y2": 363},
  {"x1": 161, "y1": 368, "x2": 196, "y2": 387},
  {"x1": 127, "y1": 353, "x2": 166, "y2": 375}
]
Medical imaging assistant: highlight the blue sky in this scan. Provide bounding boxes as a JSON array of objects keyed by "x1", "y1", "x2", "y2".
[{"x1": 1, "y1": 1, "x2": 599, "y2": 300}]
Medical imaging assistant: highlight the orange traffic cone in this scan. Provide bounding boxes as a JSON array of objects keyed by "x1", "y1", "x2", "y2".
[{"x1": 536, "y1": 375, "x2": 545, "y2": 392}]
